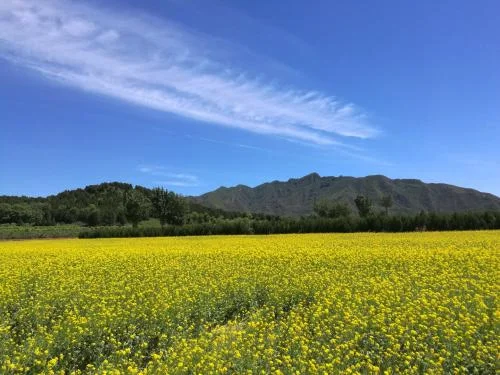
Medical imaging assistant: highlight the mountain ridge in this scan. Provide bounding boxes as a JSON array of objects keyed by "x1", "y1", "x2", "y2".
[
  {"x1": 2, "y1": 174, "x2": 499, "y2": 220},
  {"x1": 193, "y1": 173, "x2": 500, "y2": 216}
]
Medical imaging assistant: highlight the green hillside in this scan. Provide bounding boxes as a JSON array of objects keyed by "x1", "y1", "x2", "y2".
[{"x1": 194, "y1": 173, "x2": 500, "y2": 216}]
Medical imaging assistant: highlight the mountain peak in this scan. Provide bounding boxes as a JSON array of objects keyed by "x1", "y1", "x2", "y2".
[
  {"x1": 301, "y1": 172, "x2": 321, "y2": 180},
  {"x1": 288, "y1": 172, "x2": 321, "y2": 183}
]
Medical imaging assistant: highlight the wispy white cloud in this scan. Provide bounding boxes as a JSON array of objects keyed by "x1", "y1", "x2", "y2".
[
  {"x1": 0, "y1": 0, "x2": 379, "y2": 145},
  {"x1": 154, "y1": 180, "x2": 199, "y2": 188},
  {"x1": 191, "y1": 136, "x2": 270, "y2": 153},
  {"x1": 139, "y1": 165, "x2": 199, "y2": 187},
  {"x1": 151, "y1": 127, "x2": 273, "y2": 153}
]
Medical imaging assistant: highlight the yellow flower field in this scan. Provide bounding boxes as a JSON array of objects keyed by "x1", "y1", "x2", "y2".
[{"x1": 0, "y1": 232, "x2": 498, "y2": 374}]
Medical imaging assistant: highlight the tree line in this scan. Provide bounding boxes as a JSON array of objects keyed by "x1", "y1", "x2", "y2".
[
  {"x1": 0, "y1": 183, "x2": 244, "y2": 227},
  {"x1": 80, "y1": 210, "x2": 500, "y2": 238},
  {"x1": 313, "y1": 194, "x2": 392, "y2": 219},
  {"x1": 2, "y1": 183, "x2": 499, "y2": 237},
  {"x1": 81, "y1": 192, "x2": 500, "y2": 237}
]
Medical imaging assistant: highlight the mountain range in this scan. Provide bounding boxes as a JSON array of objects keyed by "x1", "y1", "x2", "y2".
[
  {"x1": 193, "y1": 173, "x2": 500, "y2": 216},
  {"x1": 2, "y1": 174, "x2": 500, "y2": 223}
]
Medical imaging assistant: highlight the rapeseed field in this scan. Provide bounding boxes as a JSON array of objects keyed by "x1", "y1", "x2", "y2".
[{"x1": 0, "y1": 232, "x2": 498, "y2": 374}]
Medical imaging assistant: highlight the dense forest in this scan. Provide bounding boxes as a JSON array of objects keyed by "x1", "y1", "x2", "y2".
[{"x1": 0, "y1": 182, "x2": 255, "y2": 227}]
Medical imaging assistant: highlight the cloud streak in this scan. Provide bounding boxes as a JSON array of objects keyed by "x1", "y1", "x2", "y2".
[
  {"x1": 139, "y1": 166, "x2": 200, "y2": 187},
  {"x1": 0, "y1": 0, "x2": 378, "y2": 145}
]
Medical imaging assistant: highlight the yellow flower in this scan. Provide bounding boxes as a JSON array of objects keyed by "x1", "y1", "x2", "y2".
[{"x1": 0, "y1": 231, "x2": 497, "y2": 373}]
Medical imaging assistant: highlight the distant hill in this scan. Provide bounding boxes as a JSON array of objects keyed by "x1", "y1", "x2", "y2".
[
  {"x1": 0, "y1": 182, "x2": 235, "y2": 225},
  {"x1": 193, "y1": 173, "x2": 500, "y2": 216}
]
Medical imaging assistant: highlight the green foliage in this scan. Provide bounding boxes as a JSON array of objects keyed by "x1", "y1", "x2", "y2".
[
  {"x1": 82, "y1": 204, "x2": 100, "y2": 226},
  {"x1": 79, "y1": 211, "x2": 500, "y2": 238},
  {"x1": 0, "y1": 182, "x2": 241, "y2": 228},
  {"x1": 0, "y1": 182, "x2": 135, "y2": 226},
  {"x1": 0, "y1": 224, "x2": 82, "y2": 240},
  {"x1": 314, "y1": 200, "x2": 351, "y2": 218},
  {"x1": 125, "y1": 190, "x2": 151, "y2": 228},
  {"x1": 380, "y1": 194, "x2": 393, "y2": 215},
  {"x1": 151, "y1": 187, "x2": 187, "y2": 227},
  {"x1": 4, "y1": 211, "x2": 500, "y2": 240},
  {"x1": 354, "y1": 195, "x2": 372, "y2": 217},
  {"x1": 0, "y1": 202, "x2": 50, "y2": 225}
]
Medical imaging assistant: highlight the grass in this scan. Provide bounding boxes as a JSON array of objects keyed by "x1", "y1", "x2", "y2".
[
  {"x1": 0, "y1": 219, "x2": 162, "y2": 240},
  {"x1": 0, "y1": 224, "x2": 83, "y2": 240}
]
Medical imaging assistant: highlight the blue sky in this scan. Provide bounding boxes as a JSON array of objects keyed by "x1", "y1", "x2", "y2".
[{"x1": 1, "y1": 0, "x2": 499, "y2": 197}]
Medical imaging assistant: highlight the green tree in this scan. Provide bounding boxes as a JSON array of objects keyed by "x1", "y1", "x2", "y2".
[
  {"x1": 151, "y1": 187, "x2": 187, "y2": 227},
  {"x1": 99, "y1": 207, "x2": 117, "y2": 226},
  {"x1": 116, "y1": 206, "x2": 127, "y2": 225},
  {"x1": 380, "y1": 194, "x2": 393, "y2": 215},
  {"x1": 125, "y1": 190, "x2": 151, "y2": 228},
  {"x1": 354, "y1": 195, "x2": 372, "y2": 218},
  {"x1": 83, "y1": 204, "x2": 100, "y2": 226},
  {"x1": 314, "y1": 200, "x2": 351, "y2": 218}
]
